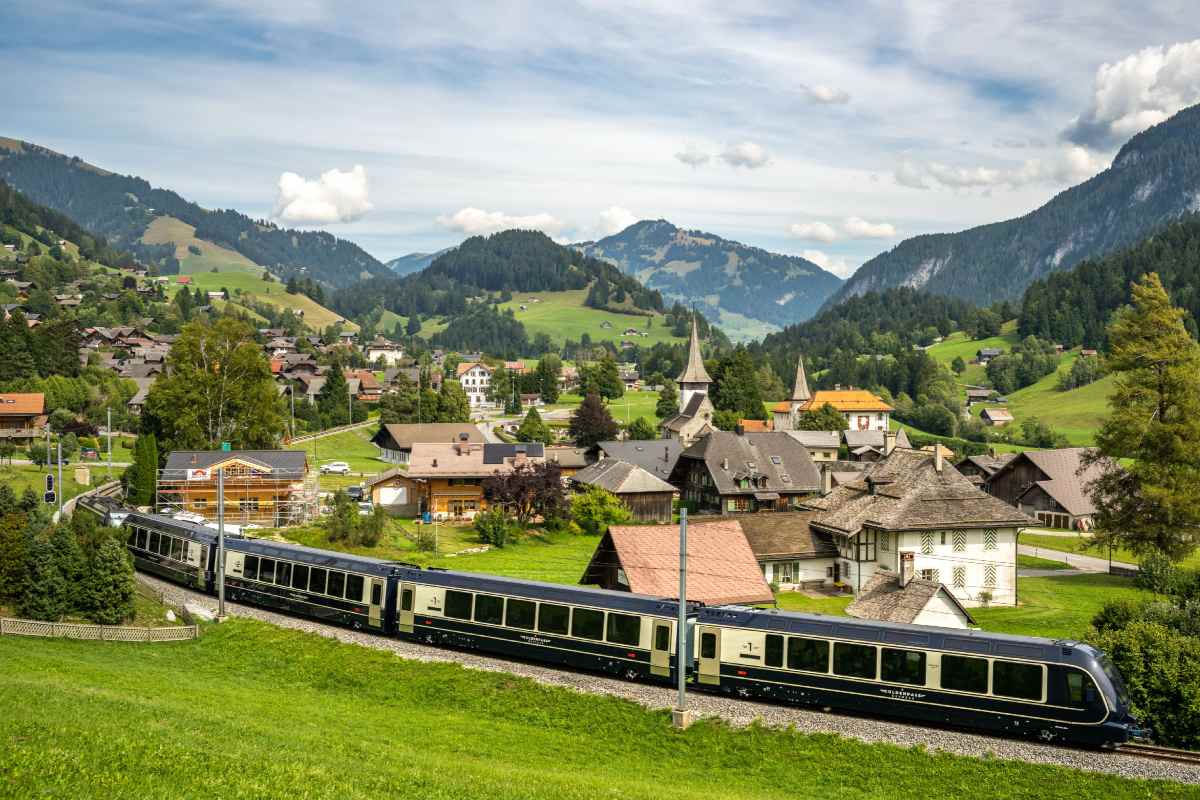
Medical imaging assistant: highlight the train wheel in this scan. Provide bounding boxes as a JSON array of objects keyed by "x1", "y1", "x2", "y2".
[
  {"x1": 1037, "y1": 728, "x2": 1056, "y2": 743},
  {"x1": 623, "y1": 668, "x2": 640, "y2": 681}
]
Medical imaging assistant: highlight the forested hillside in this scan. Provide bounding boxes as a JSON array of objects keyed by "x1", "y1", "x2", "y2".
[
  {"x1": 831, "y1": 102, "x2": 1200, "y2": 306},
  {"x1": 0, "y1": 138, "x2": 388, "y2": 286},
  {"x1": 1018, "y1": 214, "x2": 1200, "y2": 348},
  {"x1": 1, "y1": 180, "x2": 132, "y2": 269}
]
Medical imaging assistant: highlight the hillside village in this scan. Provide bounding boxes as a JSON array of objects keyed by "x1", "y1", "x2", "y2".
[{"x1": 5, "y1": 12, "x2": 1200, "y2": 796}]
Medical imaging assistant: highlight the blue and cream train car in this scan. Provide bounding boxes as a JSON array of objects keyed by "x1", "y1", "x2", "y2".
[
  {"x1": 391, "y1": 567, "x2": 692, "y2": 683},
  {"x1": 123, "y1": 512, "x2": 219, "y2": 591},
  {"x1": 693, "y1": 606, "x2": 1135, "y2": 746}
]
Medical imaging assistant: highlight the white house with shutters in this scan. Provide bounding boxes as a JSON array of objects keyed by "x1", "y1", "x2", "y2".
[
  {"x1": 805, "y1": 445, "x2": 1032, "y2": 607},
  {"x1": 456, "y1": 361, "x2": 494, "y2": 408}
]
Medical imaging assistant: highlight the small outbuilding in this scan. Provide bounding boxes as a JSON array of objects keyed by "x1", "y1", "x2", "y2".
[
  {"x1": 580, "y1": 520, "x2": 774, "y2": 605},
  {"x1": 365, "y1": 468, "x2": 424, "y2": 515},
  {"x1": 846, "y1": 569, "x2": 976, "y2": 629},
  {"x1": 981, "y1": 407, "x2": 1014, "y2": 426},
  {"x1": 570, "y1": 459, "x2": 676, "y2": 523}
]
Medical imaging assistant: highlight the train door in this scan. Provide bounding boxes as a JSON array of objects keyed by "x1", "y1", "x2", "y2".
[
  {"x1": 369, "y1": 579, "x2": 384, "y2": 628},
  {"x1": 650, "y1": 620, "x2": 672, "y2": 678},
  {"x1": 398, "y1": 582, "x2": 416, "y2": 634},
  {"x1": 698, "y1": 625, "x2": 722, "y2": 685}
]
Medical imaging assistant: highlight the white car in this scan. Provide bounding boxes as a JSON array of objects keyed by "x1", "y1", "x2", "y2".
[
  {"x1": 320, "y1": 461, "x2": 351, "y2": 475},
  {"x1": 357, "y1": 502, "x2": 374, "y2": 516}
]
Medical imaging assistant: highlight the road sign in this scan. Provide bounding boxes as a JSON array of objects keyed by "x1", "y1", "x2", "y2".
[{"x1": 44, "y1": 491, "x2": 56, "y2": 504}]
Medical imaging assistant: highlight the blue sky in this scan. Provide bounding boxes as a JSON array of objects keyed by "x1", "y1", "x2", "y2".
[{"x1": 4, "y1": 1, "x2": 1200, "y2": 276}]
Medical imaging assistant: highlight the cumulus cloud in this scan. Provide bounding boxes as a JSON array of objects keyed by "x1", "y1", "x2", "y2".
[
  {"x1": 786, "y1": 221, "x2": 838, "y2": 243},
  {"x1": 800, "y1": 249, "x2": 857, "y2": 279},
  {"x1": 719, "y1": 140, "x2": 771, "y2": 169},
  {"x1": 808, "y1": 84, "x2": 850, "y2": 104},
  {"x1": 842, "y1": 216, "x2": 896, "y2": 239},
  {"x1": 1063, "y1": 39, "x2": 1200, "y2": 149},
  {"x1": 598, "y1": 206, "x2": 638, "y2": 236},
  {"x1": 674, "y1": 143, "x2": 711, "y2": 167},
  {"x1": 436, "y1": 207, "x2": 566, "y2": 236},
  {"x1": 273, "y1": 164, "x2": 373, "y2": 225},
  {"x1": 894, "y1": 146, "x2": 1108, "y2": 192}
]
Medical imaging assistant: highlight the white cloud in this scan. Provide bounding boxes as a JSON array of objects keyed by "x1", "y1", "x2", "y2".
[
  {"x1": 674, "y1": 143, "x2": 711, "y2": 167},
  {"x1": 272, "y1": 164, "x2": 372, "y2": 225},
  {"x1": 435, "y1": 207, "x2": 566, "y2": 236},
  {"x1": 598, "y1": 206, "x2": 638, "y2": 236},
  {"x1": 719, "y1": 140, "x2": 770, "y2": 169},
  {"x1": 801, "y1": 248, "x2": 857, "y2": 279},
  {"x1": 1063, "y1": 39, "x2": 1200, "y2": 149},
  {"x1": 842, "y1": 216, "x2": 896, "y2": 239},
  {"x1": 893, "y1": 160, "x2": 929, "y2": 190},
  {"x1": 894, "y1": 146, "x2": 1108, "y2": 192},
  {"x1": 809, "y1": 84, "x2": 850, "y2": 104},
  {"x1": 786, "y1": 221, "x2": 838, "y2": 243}
]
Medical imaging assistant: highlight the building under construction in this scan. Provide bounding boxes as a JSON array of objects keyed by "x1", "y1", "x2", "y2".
[{"x1": 156, "y1": 449, "x2": 318, "y2": 527}]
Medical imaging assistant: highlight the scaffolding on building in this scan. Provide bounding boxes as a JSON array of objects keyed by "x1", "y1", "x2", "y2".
[{"x1": 154, "y1": 465, "x2": 319, "y2": 528}]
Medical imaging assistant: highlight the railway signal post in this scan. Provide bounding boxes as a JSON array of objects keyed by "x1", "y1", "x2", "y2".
[
  {"x1": 672, "y1": 507, "x2": 694, "y2": 730},
  {"x1": 217, "y1": 467, "x2": 227, "y2": 620}
]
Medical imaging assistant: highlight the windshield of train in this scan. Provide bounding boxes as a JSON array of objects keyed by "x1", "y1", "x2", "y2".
[{"x1": 1097, "y1": 653, "x2": 1130, "y2": 707}]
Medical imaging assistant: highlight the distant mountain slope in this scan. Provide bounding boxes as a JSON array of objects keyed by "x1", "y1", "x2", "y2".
[
  {"x1": 386, "y1": 248, "x2": 453, "y2": 275},
  {"x1": 831, "y1": 103, "x2": 1200, "y2": 307},
  {"x1": 1, "y1": 178, "x2": 131, "y2": 268},
  {"x1": 576, "y1": 219, "x2": 843, "y2": 332},
  {"x1": 0, "y1": 137, "x2": 389, "y2": 287}
]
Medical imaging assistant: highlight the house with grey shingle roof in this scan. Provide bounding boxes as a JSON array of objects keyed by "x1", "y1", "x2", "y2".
[
  {"x1": 846, "y1": 570, "x2": 976, "y2": 629},
  {"x1": 570, "y1": 459, "x2": 676, "y2": 523},
  {"x1": 805, "y1": 447, "x2": 1032, "y2": 607},
  {"x1": 984, "y1": 447, "x2": 1107, "y2": 531},
  {"x1": 670, "y1": 430, "x2": 821, "y2": 514}
]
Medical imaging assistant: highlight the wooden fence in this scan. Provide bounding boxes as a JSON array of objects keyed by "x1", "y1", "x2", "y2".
[
  {"x1": 288, "y1": 418, "x2": 377, "y2": 445},
  {"x1": 0, "y1": 617, "x2": 198, "y2": 642}
]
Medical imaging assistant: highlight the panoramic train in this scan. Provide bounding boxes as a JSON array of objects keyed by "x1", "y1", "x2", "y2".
[{"x1": 120, "y1": 510, "x2": 1140, "y2": 747}]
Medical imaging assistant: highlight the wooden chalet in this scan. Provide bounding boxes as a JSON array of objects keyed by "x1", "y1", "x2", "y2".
[
  {"x1": 670, "y1": 430, "x2": 821, "y2": 514},
  {"x1": 406, "y1": 441, "x2": 545, "y2": 519},
  {"x1": 569, "y1": 459, "x2": 676, "y2": 523},
  {"x1": 0, "y1": 393, "x2": 47, "y2": 440},
  {"x1": 158, "y1": 450, "x2": 313, "y2": 526}
]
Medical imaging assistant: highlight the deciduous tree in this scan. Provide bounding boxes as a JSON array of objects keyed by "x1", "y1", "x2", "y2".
[
  {"x1": 482, "y1": 461, "x2": 565, "y2": 527},
  {"x1": 796, "y1": 402, "x2": 845, "y2": 431}
]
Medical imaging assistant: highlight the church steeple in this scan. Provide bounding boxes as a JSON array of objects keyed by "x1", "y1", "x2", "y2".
[
  {"x1": 676, "y1": 313, "x2": 711, "y2": 411},
  {"x1": 791, "y1": 353, "x2": 811, "y2": 404}
]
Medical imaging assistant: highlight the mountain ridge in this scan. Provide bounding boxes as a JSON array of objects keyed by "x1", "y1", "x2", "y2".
[{"x1": 830, "y1": 103, "x2": 1200, "y2": 307}]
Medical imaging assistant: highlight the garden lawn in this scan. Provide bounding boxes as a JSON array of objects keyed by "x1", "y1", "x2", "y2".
[
  {"x1": 554, "y1": 390, "x2": 662, "y2": 425},
  {"x1": 1017, "y1": 553, "x2": 1072, "y2": 570},
  {"x1": 289, "y1": 427, "x2": 386, "y2": 488},
  {"x1": 971, "y1": 574, "x2": 1156, "y2": 639},
  {"x1": 1020, "y1": 532, "x2": 1200, "y2": 571},
  {"x1": 772, "y1": 591, "x2": 854, "y2": 615},
  {"x1": 1, "y1": 620, "x2": 1190, "y2": 800}
]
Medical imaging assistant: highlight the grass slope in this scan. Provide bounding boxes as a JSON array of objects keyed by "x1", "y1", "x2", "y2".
[
  {"x1": 496, "y1": 289, "x2": 685, "y2": 348},
  {"x1": 0, "y1": 463, "x2": 93, "y2": 502},
  {"x1": 0, "y1": 620, "x2": 1187, "y2": 799},
  {"x1": 926, "y1": 322, "x2": 1020, "y2": 387},
  {"x1": 142, "y1": 215, "x2": 260, "y2": 275},
  {"x1": 169, "y1": 270, "x2": 357, "y2": 332}
]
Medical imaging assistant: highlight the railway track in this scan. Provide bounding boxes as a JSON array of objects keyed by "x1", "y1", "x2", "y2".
[{"x1": 1119, "y1": 742, "x2": 1200, "y2": 766}]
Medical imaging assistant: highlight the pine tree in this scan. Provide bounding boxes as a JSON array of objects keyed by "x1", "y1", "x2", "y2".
[
  {"x1": 19, "y1": 487, "x2": 39, "y2": 513},
  {"x1": 516, "y1": 407, "x2": 552, "y2": 445},
  {"x1": 0, "y1": 513, "x2": 29, "y2": 601},
  {"x1": 596, "y1": 354, "x2": 624, "y2": 400},
  {"x1": 317, "y1": 361, "x2": 351, "y2": 427},
  {"x1": 49, "y1": 523, "x2": 87, "y2": 613},
  {"x1": 1088, "y1": 273, "x2": 1200, "y2": 561},
  {"x1": 84, "y1": 537, "x2": 135, "y2": 624},
  {"x1": 0, "y1": 484, "x2": 16, "y2": 516},
  {"x1": 627, "y1": 416, "x2": 657, "y2": 440},
  {"x1": 655, "y1": 380, "x2": 679, "y2": 419},
  {"x1": 437, "y1": 379, "x2": 471, "y2": 423},
  {"x1": 568, "y1": 393, "x2": 619, "y2": 448},
  {"x1": 19, "y1": 535, "x2": 68, "y2": 621},
  {"x1": 535, "y1": 354, "x2": 561, "y2": 404}
]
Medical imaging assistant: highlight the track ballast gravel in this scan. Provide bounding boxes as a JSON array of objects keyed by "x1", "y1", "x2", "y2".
[{"x1": 136, "y1": 574, "x2": 1200, "y2": 785}]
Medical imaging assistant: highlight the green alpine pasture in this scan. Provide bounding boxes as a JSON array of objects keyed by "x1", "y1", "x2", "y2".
[
  {"x1": 496, "y1": 289, "x2": 686, "y2": 348},
  {"x1": 0, "y1": 619, "x2": 1189, "y2": 800},
  {"x1": 553, "y1": 389, "x2": 662, "y2": 425},
  {"x1": 167, "y1": 269, "x2": 356, "y2": 333},
  {"x1": 925, "y1": 323, "x2": 1019, "y2": 386},
  {"x1": 142, "y1": 215, "x2": 261, "y2": 275},
  {"x1": 973, "y1": 353, "x2": 1113, "y2": 445}
]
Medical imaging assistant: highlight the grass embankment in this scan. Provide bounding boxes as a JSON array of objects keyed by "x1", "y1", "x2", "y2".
[
  {"x1": 0, "y1": 619, "x2": 1188, "y2": 799},
  {"x1": 142, "y1": 215, "x2": 260, "y2": 275},
  {"x1": 497, "y1": 289, "x2": 685, "y2": 348},
  {"x1": 1016, "y1": 553, "x2": 1072, "y2": 570}
]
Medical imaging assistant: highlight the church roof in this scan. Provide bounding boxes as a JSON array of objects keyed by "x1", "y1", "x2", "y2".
[
  {"x1": 791, "y1": 355, "x2": 811, "y2": 402},
  {"x1": 676, "y1": 315, "x2": 711, "y2": 385}
]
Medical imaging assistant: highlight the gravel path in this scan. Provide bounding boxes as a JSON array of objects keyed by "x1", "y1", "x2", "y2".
[{"x1": 136, "y1": 573, "x2": 1200, "y2": 786}]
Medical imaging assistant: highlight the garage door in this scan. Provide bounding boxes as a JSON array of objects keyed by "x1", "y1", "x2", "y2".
[{"x1": 379, "y1": 486, "x2": 407, "y2": 506}]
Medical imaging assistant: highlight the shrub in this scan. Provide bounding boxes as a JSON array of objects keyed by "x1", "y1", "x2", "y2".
[
  {"x1": 83, "y1": 537, "x2": 135, "y2": 624},
  {"x1": 1135, "y1": 550, "x2": 1182, "y2": 595},
  {"x1": 18, "y1": 535, "x2": 68, "y2": 621},
  {"x1": 357, "y1": 506, "x2": 387, "y2": 548},
  {"x1": 474, "y1": 507, "x2": 514, "y2": 548},
  {"x1": 570, "y1": 485, "x2": 632, "y2": 537}
]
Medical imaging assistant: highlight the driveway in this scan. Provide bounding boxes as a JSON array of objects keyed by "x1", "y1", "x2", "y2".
[{"x1": 1017, "y1": 543, "x2": 1136, "y2": 573}]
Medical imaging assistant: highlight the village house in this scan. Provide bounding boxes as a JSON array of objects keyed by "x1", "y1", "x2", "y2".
[
  {"x1": 770, "y1": 355, "x2": 812, "y2": 431},
  {"x1": 126, "y1": 378, "x2": 155, "y2": 416},
  {"x1": 783, "y1": 430, "x2": 841, "y2": 461},
  {"x1": 544, "y1": 445, "x2": 590, "y2": 478},
  {"x1": 569, "y1": 459, "x2": 676, "y2": 523},
  {"x1": 371, "y1": 423, "x2": 482, "y2": 464},
  {"x1": 846, "y1": 569, "x2": 977, "y2": 629},
  {"x1": 670, "y1": 429, "x2": 821, "y2": 514},
  {"x1": 955, "y1": 452, "x2": 1017, "y2": 485},
  {"x1": 798, "y1": 387, "x2": 893, "y2": 432},
  {"x1": 984, "y1": 448, "x2": 1105, "y2": 531},
  {"x1": 737, "y1": 511, "x2": 838, "y2": 589},
  {"x1": 364, "y1": 468, "x2": 424, "y2": 516},
  {"x1": 157, "y1": 450, "x2": 314, "y2": 526},
  {"x1": 364, "y1": 336, "x2": 406, "y2": 366},
  {"x1": 619, "y1": 368, "x2": 640, "y2": 391},
  {"x1": 981, "y1": 407, "x2": 1014, "y2": 427},
  {"x1": 405, "y1": 441, "x2": 546, "y2": 520},
  {"x1": 976, "y1": 347, "x2": 1003, "y2": 365},
  {"x1": 456, "y1": 361, "x2": 494, "y2": 408},
  {"x1": 804, "y1": 444, "x2": 1031, "y2": 606},
  {"x1": 964, "y1": 388, "x2": 994, "y2": 407},
  {"x1": 0, "y1": 393, "x2": 47, "y2": 440},
  {"x1": 344, "y1": 369, "x2": 383, "y2": 403},
  {"x1": 659, "y1": 317, "x2": 715, "y2": 445},
  {"x1": 580, "y1": 520, "x2": 774, "y2": 605},
  {"x1": 593, "y1": 439, "x2": 681, "y2": 484},
  {"x1": 844, "y1": 428, "x2": 912, "y2": 462}
]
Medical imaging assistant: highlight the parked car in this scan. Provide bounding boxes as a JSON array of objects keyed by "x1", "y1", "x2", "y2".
[
  {"x1": 320, "y1": 461, "x2": 351, "y2": 475},
  {"x1": 346, "y1": 485, "x2": 364, "y2": 501}
]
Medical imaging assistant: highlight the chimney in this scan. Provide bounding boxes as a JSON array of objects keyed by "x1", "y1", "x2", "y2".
[
  {"x1": 884, "y1": 430, "x2": 897, "y2": 456},
  {"x1": 721, "y1": 457, "x2": 729, "y2": 471},
  {"x1": 821, "y1": 465, "x2": 832, "y2": 496},
  {"x1": 432, "y1": 458, "x2": 438, "y2": 468},
  {"x1": 899, "y1": 552, "x2": 914, "y2": 588},
  {"x1": 934, "y1": 445, "x2": 943, "y2": 473}
]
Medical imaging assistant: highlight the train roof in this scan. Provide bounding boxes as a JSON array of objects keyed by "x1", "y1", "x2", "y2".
[
  {"x1": 225, "y1": 536, "x2": 400, "y2": 577},
  {"x1": 398, "y1": 566, "x2": 687, "y2": 616},
  {"x1": 698, "y1": 606, "x2": 1098, "y2": 665},
  {"x1": 124, "y1": 511, "x2": 223, "y2": 545}
]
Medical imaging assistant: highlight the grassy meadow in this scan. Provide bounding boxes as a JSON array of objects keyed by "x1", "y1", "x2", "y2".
[
  {"x1": 496, "y1": 289, "x2": 686, "y2": 348},
  {"x1": 142, "y1": 215, "x2": 260, "y2": 275},
  {"x1": 1020, "y1": 531, "x2": 1200, "y2": 571},
  {"x1": 554, "y1": 389, "x2": 662, "y2": 425},
  {"x1": 0, "y1": 463, "x2": 95, "y2": 503},
  {"x1": 1, "y1": 620, "x2": 1190, "y2": 800},
  {"x1": 926, "y1": 323, "x2": 1020, "y2": 387},
  {"x1": 167, "y1": 266, "x2": 356, "y2": 332},
  {"x1": 973, "y1": 352, "x2": 1112, "y2": 445}
]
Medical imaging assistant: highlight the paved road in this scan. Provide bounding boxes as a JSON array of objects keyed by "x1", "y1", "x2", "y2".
[
  {"x1": 476, "y1": 421, "x2": 502, "y2": 443},
  {"x1": 1018, "y1": 543, "x2": 1136, "y2": 573}
]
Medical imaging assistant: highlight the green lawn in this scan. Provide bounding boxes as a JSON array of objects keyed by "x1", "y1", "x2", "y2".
[
  {"x1": 555, "y1": 390, "x2": 662, "y2": 425},
  {"x1": 2, "y1": 621, "x2": 1187, "y2": 799},
  {"x1": 1020, "y1": 532, "x2": 1200, "y2": 570},
  {"x1": 497, "y1": 289, "x2": 685, "y2": 348},
  {"x1": 0, "y1": 463, "x2": 93, "y2": 503},
  {"x1": 287, "y1": 427, "x2": 387, "y2": 489},
  {"x1": 772, "y1": 591, "x2": 854, "y2": 615},
  {"x1": 972, "y1": 574, "x2": 1155, "y2": 639},
  {"x1": 1017, "y1": 553, "x2": 1072, "y2": 570}
]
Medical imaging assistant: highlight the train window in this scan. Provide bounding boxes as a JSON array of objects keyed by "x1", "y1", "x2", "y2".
[
  {"x1": 148, "y1": 532, "x2": 160, "y2": 554},
  {"x1": 537, "y1": 603, "x2": 569, "y2": 635},
  {"x1": 138, "y1": 530, "x2": 149, "y2": 550},
  {"x1": 787, "y1": 637, "x2": 829, "y2": 672},
  {"x1": 571, "y1": 608, "x2": 604, "y2": 641},
  {"x1": 160, "y1": 535, "x2": 172, "y2": 557},
  {"x1": 941, "y1": 655, "x2": 989, "y2": 694},
  {"x1": 292, "y1": 564, "x2": 309, "y2": 591},
  {"x1": 606, "y1": 613, "x2": 641, "y2": 647},
  {"x1": 244, "y1": 555, "x2": 259, "y2": 582},
  {"x1": 327, "y1": 571, "x2": 345, "y2": 599},
  {"x1": 881, "y1": 648, "x2": 926, "y2": 686},
  {"x1": 655, "y1": 625, "x2": 670, "y2": 651},
  {"x1": 700, "y1": 632, "x2": 717, "y2": 660},
  {"x1": 993, "y1": 661, "x2": 1042, "y2": 701},
  {"x1": 127, "y1": 528, "x2": 137, "y2": 546},
  {"x1": 474, "y1": 594, "x2": 504, "y2": 625},
  {"x1": 371, "y1": 583, "x2": 382, "y2": 606},
  {"x1": 505, "y1": 599, "x2": 536, "y2": 630},
  {"x1": 171, "y1": 538, "x2": 184, "y2": 562},
  {"x1": 308, "y1": 568, "x2": 327, "y2": 595},
  {"x1": 764, "y1": 634, "x2": 784, "y2": 668},
  {"x1": 259, "y1": 559, "x2": 275, "y2": 584},
  {"x1": 1066, "y1": 671, "x2": 1098, "y2": 707},
  {"x1": 444, "y1": 590, "x2": 473, "y2": 620},
  {"x1": 275, "y1": 561, "x2": 291, "y2": 587},
  {"x1": 345, "y1": 574, "x2": 364, "y2": 601},
  {"x1": 401, "y1": 588, "x2": 414, "y2": 612},
  {"x1": 833, "y1": 642, "x2": 877, "y2": 680}
]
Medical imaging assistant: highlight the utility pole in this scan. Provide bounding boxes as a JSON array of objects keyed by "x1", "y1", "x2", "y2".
[
  {"x1": 672, "y1": 507, "x2": 693, "y2": 730},
  {"x1": 56, "y1": 441, "x2": 64, "y2": 518},
  {"x1": 217, "y1": 467, "x2": 226, "y2": 619},
  {"x1": 347, "y1": 378, "x2": 353, "y2": 425},
  {"x1": 106, "y1": 407, "x2": 112, "y2": 479},
  {"x1": 289, "y1": 386, "x2": 295, "y2": 440}
]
